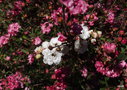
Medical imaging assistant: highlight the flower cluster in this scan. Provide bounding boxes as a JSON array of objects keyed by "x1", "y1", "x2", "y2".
[
  {"x1": 0, "y1": 0, "x2": 127, "y2": 89},
  {"x1": 0, "y1": 23, "x2": 21, "y2": 47},
  {"x1": 34, "y1": 36, "x2": 68, "y2": 65},
  {"x1": 95, "y1": 61, "x2": 126, "y2": 78},
  {"x1": 60, "y1": 0, "x2": 89, "y2": 15},
  {"x1": 0, "y1": 72, "x2": 30, "y2": 90}
]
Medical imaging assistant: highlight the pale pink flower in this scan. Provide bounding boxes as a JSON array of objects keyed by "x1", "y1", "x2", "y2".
[
  {"x1": 8, "y1": 23, "x2": 21, "y2": 36},
  {"x1": 0, "y1": 34, "x2": 10, "y2": 47},
  {"x1": 28, "y1": 54, "x2": 34, "y2": 64},
  {"x1": 60, "y1": 0, "x2": 89, "y2": 15},
  {"x1": 0, "y1": 0, "x2": 2, "y2": 3},
  {"x1": 59, "y1": 0, "x2": 73, "y2": 7},
  {"x1": 5, "y1": 56, "x2": 11, "y2": 61},
  {"x1": 80, "y1": 67, "x2": 88, "y2": 78},
  {"x1": 33, "y1": 37, "x2": 42, "y2": 45},
  {"x1": 40, "y1": 22, "x2": 53, "y2": 34},
  {"x1": 118, "y1": 61, "x2": 126, "y2": 69}
]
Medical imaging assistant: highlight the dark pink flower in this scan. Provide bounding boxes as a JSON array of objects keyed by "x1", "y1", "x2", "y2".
[
  {"x1": 121, "y1": 39, "x2": 127, "y2": 44},
  {"x1": 105, "y1": 10, "x2": 115, "y2": 24},
  {"x1": 57, "y1": 32, "x2": 67, "y2": 42},
  {"x1": 0, "y1": 72, "x2": 30, "y2": 90},
  {"x1": 102, "y1": 42, "x2": 116, "y2": 53}
]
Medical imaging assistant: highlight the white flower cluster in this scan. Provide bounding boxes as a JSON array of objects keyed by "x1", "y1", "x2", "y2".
[
  {"x1": 34, "y1": 37, "x2": 68, "y2": 65},
  {"x1": 79, "y1": 24, "x2": 91, "y2": 40},
  {"x1": 74, "y1": 24, "x2": 102, "y2": 54},
  {"x1": 74, "y1": 25, "x2": 90, "y2": 54}
]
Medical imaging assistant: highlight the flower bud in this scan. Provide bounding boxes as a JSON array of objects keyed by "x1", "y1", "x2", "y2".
[
  {"x1": 91, "y1": 39, "x2": 96, "y2": 43},
  {"x1": 91, "y1": 32, "x2": 98, "y2": 38},
  {"x1": 97, "y1": 31, "x2": 102, "y2": 37},
  {"x1": 35, "y1": 54, "x2": 42, "y2": 59}
]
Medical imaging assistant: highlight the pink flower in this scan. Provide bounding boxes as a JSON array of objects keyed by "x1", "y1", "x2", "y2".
[
  {"x1": 57, "y1": 32, "x2": 67, "y2": 42},
  {"x1": 8, "y1": 23, "x2": 21, "y2": 36},
  {"x1": 28, "y1": 54, "x2": 34, "y2": 64},
  {"x1": 121, "y1": 39, "x2": 127, "y2": 44},
  {"x1": 26, "y1": 0, "x2": 31, "y2": 3},
  {"x1": 5, "y1": 56, "x2": 11, "y2": 61},
  {"x1": 59, "y1": 0, "x2": 73, "y2": 7},
  {"x1": 14, "y1": 1, "x2": 25, "y2": 10},
  {"x1": 118, "y1": 61, "x2": 126, "y2": 69},
  {"x1": 0, "y1": 34, "x2": 10, "y2": 47},
  {"x1": 105, "y1": 10, "x2": 115, "y2": 24},
  {"x1": 0, "y1": 72, "x2": 30, "y2": 90},
  {"x1": 0, "y1": 0, "x2": 2, "y2": 3},
  {"x1": 45, "y1": 81, "x2": 67, "y2": 90},
  {"x1": 95, "y1": 61, "x2": 125, "y2": 78},
  {"x1": 60, "y1": 0, "x2": 89, "y2": 15},
  {"x1": 51, "y1": 67, "x2": 70, "y2": 81},
  {"x1": 102, "y1": 42, "x2": 116, "y2": 53},
  {"x1": 80, "y1": 67, "x2": 88, "y2": 78},
  {"x1": 40, "y1": 22, "x2": 53, "y2": 34},
  {"x1": 33, "y1": 37, "x2": 42, "y2": 45}
]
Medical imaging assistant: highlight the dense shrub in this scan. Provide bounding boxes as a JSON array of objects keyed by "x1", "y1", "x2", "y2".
[{"x1": 0, "y1": 0, "x2": 127, "y2": 89}]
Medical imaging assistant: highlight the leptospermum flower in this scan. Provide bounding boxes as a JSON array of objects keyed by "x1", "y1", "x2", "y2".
[
  {"x1": 33, "y1": 37, "x2": 42, "y2": 45},
  {"x1": 34, "y1": 46, "x2": 43, "y2": 54},
  {"x1": 79, "y1": 24, "x2": 91, "y2": 40},
  {"x1": 50, "y1": 37, "x2": 62, "y2": 47},
  {"x1": 81, "y1": 67, "x2": 88, "y2": 78},
  {"x1": 0, "y1": 72, "x2": 30, "y2": 90},
  {"x1": 0, "y1": 34, "x2": 10, "y2": 47},
  {"x1": 42, "y1": 48, "x2": 63, "y2": 65},
  {"x1": 8, "y1": 23, "x2": 21, "y2": 36},
  {"x1": 102, "y1": 42, "x2": 116, "y2": 53},
  {"x1": 60, "y1": 0, "x2": 89, "y2": 15},
  {"x1": 57, "y1": 32, "x2": 67, "y2": 42},
  {"x1": 40, "y1": 22, "x2": 53, "y2": 34},
  {"x1": 95, "y1": 61, "x2": 126, "y2": 78},
  {"x1": 42, "y1": 41, "x2": 50, "y2": 49},
  {"x1": 28, "y1": 54, "x2": 34, "y2": 64}
]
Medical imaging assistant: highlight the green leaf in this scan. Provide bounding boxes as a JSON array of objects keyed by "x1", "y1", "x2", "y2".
[{"x1": 117, "y1": 53, "x2": 127, "y2": 60}]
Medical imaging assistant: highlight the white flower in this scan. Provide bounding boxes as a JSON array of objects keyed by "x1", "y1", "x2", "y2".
[
  {"x1": 80, "y1": 25, "x2": 90, "y2": 40},
  {"x1": 50, "y1": 37, "x2": 62, "y2": 47},
  {"x1": 42, "y1": 48, "x2": 51, "y2": 56},
  {"x1": 91, "y1": 32, "x2": 98, "y2": 38},
  {"x1": 74, "y1": 39, "x2": 88, "y2": 54},
  {"x1": 97, "y1": 31, "x2": 102, "y2": 37},
  {"x1": 91, "y1": 38, "x2": 96, "y2": 43},
  {"x1": 34, "y1": 46, "x2": 43, "y2": 54},
  {"x1": 52, "y1": 50, "x2": 63, "y2": 65},
  {"x1": 42, "y1": 48, "x2": 63, "y2": 65},
  {"x1": 42, "y1": 41, "x2": 50, "y2": 49},
  {"x1": 35, "y1": 54, "x2": 41, "y2": 59}
]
